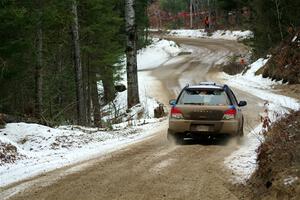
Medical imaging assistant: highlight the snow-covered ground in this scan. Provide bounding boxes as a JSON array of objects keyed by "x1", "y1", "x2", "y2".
[
  {"x1": 168, "y1": 29, "x2": 253, "y2": 41},
  {"x1": 221, "y1": 57, "x2": 300, "y2": 184},
  {"x1": 100, "y1": 71, "x2": 161, "y2": 124},
  {"x1": 101, "y1": 38, "x2": 183, "y2": 123},
  {"x1": 0, "y1": 38, "x2": 182, "y2": 188},
  {"x1": 0, "y1": 121, "x2": 166, "y2": 187},
  {"x1": 219, "y1": 57, "x2": 300, "y2": 111},
  {"x1": 137, "y1": 38, "x2": 183, "y2": 70}
]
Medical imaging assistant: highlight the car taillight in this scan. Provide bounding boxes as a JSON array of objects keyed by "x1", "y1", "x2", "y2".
[
  {"x1": 171, "y1": 107, "x2": 184, "y2": 119},
  {"x1": 223, "y1": 107, "x2": 236, "y2": 120}
]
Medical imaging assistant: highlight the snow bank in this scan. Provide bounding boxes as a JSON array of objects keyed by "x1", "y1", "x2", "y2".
[
  {"x1": 168, "y1": 29, "x2": 207, "y2": 38},
  {"x1": 210, "y1": 30, "x2": 253, "y2": 40},
  {"x1": 101, "y1": 71, "x2": 161, "y2": 123},
  {"x1": 168, "y1": 29, "x2": 253, "y2": 41},
  {"x1": 227, "y1": 58, "x2": 274, "y2": 89},
  {"x1": 225, "y1": 126, "x2": 263, "y2": 183},
  {"x1": 137, "y1": 38, "x2": 182, "y2": 70},
  {"x1": 0, "y1": 38, "x2": 176, "y2": 188},
  {"x1": 219, "y1": 57, "x2": 300, "y2": 110},
  {"x1": 224, "y1": 101, "x2": 290, "y2": 184},
  {"x1": 101, "y1": 38, "x2": 181, "y2": 123},
  {"x1": 222, "y1": 58, "x2": 300, "y2": 184},
  {"x1": 0, "y1": 121, "x2": 165, "y2": 187}
]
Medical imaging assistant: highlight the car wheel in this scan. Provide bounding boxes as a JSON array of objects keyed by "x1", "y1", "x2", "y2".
[
  {"x1": 239, "y1": 124, "x2": 244, "y2": 137},
  {"x1": 236, "y1": 124, "x2": 244, "y2": 144}
]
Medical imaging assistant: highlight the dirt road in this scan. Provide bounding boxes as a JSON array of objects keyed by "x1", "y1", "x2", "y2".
[{"x1": 2, "y1": 38, "x2": 264, "y2": 200}]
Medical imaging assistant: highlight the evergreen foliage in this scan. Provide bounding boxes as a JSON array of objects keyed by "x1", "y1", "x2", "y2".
[
  {"x1": 159, "y1": 0, "x2": 188, "y2": 14},
  {"x1": 216, "y1": 0, "x2": 300, "y2": 56},
  {"x1": 251, "y1": 0, "x2": 300, "y2": 56},
  {"x1": 0, "y1": 0, "x2": 150, "y2": 126}
]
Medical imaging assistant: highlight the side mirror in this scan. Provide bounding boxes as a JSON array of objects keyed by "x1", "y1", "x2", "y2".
[
  {"x1": 238, "y1": 101, "x2": 247, "y2": 107},
  {"x1": 169, "y1": 99, "x2": 177, "y2": 106}
]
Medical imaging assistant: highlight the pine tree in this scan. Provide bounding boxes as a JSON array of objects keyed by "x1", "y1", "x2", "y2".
[
  {"x1": 0, "y1": 0, "x2": 147, "y2": 126},
  {"x1": 251, "y1": 0, "x2": 300, "y2": 56}
]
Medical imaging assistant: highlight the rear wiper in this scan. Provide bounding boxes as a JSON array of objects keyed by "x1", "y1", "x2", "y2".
[{"x1": 184, "y1": 103, "x2": 204, "y2": 105}]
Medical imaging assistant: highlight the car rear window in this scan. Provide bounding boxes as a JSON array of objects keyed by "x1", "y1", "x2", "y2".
[{"x1": 178, "y1": 88, "x2": 230, "y2": 105}]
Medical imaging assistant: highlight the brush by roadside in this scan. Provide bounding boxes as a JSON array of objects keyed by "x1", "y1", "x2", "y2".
[{"x1": 233, "y1": 111, "x2": 300, "y2": 200}]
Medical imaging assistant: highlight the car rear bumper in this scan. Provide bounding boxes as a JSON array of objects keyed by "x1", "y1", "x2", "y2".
[{"x1": 168, "y1": 119, "x2": 239, "y2": 136}]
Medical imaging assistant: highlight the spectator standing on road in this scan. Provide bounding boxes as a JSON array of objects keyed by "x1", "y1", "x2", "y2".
[{"x1": 204, "y1": 16, "x2": 209, "y2": 30}]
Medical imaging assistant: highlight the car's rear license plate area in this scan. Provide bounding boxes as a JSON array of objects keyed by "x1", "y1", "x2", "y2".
[{"x1": 190, "y1": 125, "x2": 212, "y2": 132}]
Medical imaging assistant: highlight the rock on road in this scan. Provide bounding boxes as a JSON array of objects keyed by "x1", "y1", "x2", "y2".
[{"x1": 2, "y1": 38, "x2": 264, "y2": 200}]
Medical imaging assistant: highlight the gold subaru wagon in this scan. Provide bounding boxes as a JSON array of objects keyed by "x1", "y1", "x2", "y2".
[{"x1": 168, "y1": 82, "x2": 247, "y2": 143}]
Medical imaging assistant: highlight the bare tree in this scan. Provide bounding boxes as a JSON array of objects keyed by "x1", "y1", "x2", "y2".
[
  {"x1": 274, "y1": 0, "x2": 284, "y2": 40},
  {"x1": 125, "y1": 0, "x2": 140, "y2": 109},
  {"x1": 208, "y1": 0, "x2": 211, "y2": 29},
  {"x1": 71, "y1": 0, "x2": 87, "y2": 125},
  {"x1": 190, "y1": 0, "x2": 193, "y2": 28}
]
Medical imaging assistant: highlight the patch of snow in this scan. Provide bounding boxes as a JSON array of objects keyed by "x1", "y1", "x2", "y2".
[
  {"x1": 0, "y1": 120, "x2": 166, "y2": 187},
  {"x1": 101, "y1": 38, "x2": 181, "y2": 124},
  {"x1": 101, "y1": 71, "x2": 162, "y2": 123},
  {"x1": 284, "y1": 64, "x2": 290, "y2": 69},
  {"x1": 168, "y1": 29, "x2": 253, "y2": 41},
  {"x1": 292, "y1": 35, "x2": 297, "y2": 42},
  {"x1": 0, "y1": 38, "x2": 177, "y2": 188},
  {"x1": 147, "y1": 28, "x2": 160, "y2": 32},
  {"x1": 225, "y1": 101, "x2": 288, "y2": 184},
  {"x1": 284, "y1": 176, "x2": 298, "y2": 186},
  {"x1": 225, "y1": 126, "x2": 264, "y2": 184},
  {"x1": 219, "y1": 57, "x2": 299, "y2": 110},
  {"x1": 168, "y1": 29, "x2": 207, "y2": 38},
  {"x1": 222, "y1": 57, "x2": 300, "y2": 184},
  {"x1": 137, "y1": 38, "x2": 183, "y2": 70},
  {"x1": 211, "y1": 30, "x2": 253, "y2": 41},
  {"x1": 223, "y1": 72, "x2": 299, "y2": 110}
]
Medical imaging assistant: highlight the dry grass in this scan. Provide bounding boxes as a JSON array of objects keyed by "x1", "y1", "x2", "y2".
[
  {"x1": 0, "y1": 142, "x2": 25, "y2": 166},
  {"x1": 248, "y1": 111, "x2": 300, "y2": 200},
  {"x1": 262, "y1": 30, "x2": 300, "y2": 84}
]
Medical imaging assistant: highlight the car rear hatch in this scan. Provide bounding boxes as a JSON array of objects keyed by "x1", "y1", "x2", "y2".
[
  {"x1": 174, "y1": 86, "x2": 234, "y2": 121},
  {"x1": 175, "y1": 105, "x2": 228, "y2": 120}
]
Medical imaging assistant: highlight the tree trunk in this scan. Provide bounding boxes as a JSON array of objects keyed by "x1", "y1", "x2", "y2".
[
  {"x1": 35, "y1": 6, "x2": 43, "y2": 120},
  {"x1": 190, "y1": 0, "x2": 193, "y2": 29},
  {"x1": 102, "y1": 68, "x2": 116, "y2": 104},
  {"x1": 91, "y1": 74, "x2": 101, "y2": 127},
  {"x1": 86, "y1": 58, "x2": 91, "y2": 125},
  {"x1": 125, "y1": 0, "x2": 140, "y2": 109},
  {"x1": 274, "y1": 0, "x2": 284, "y2": 40},
  {"x1": 71, "y1": 0, "x2": 86, "y2": 125},
  {"x1": 208, "y1": 0, "x2": 212, "y2": 30}
]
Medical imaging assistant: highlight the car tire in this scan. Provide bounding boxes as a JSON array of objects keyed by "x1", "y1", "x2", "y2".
[
  {"x1": 239, "y1": 124, "x2": 244, "y2": 137},
  {"x1": 236, "y1": 124, "x2": 244, "y2": 144}
]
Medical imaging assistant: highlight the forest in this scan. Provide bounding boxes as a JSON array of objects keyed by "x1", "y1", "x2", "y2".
[
  {"x1": 1, "y1": 0, "x2": 299, "y2": 127},
  {"x1": 0, "y1": 0, "x2": 149, "y2": 126},
  {"x1": 157, "y1": 0, "x2": 300, "y2": 55}
]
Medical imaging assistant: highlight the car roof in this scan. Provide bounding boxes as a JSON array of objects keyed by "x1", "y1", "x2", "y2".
[{"x1": 186, "y1": 82, "x2": 225, "y2": 90}]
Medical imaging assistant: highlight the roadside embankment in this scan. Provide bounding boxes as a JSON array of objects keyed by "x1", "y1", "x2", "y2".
[{"x1": 247, "y1": 111, "x2": 300, "y2": 200}]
